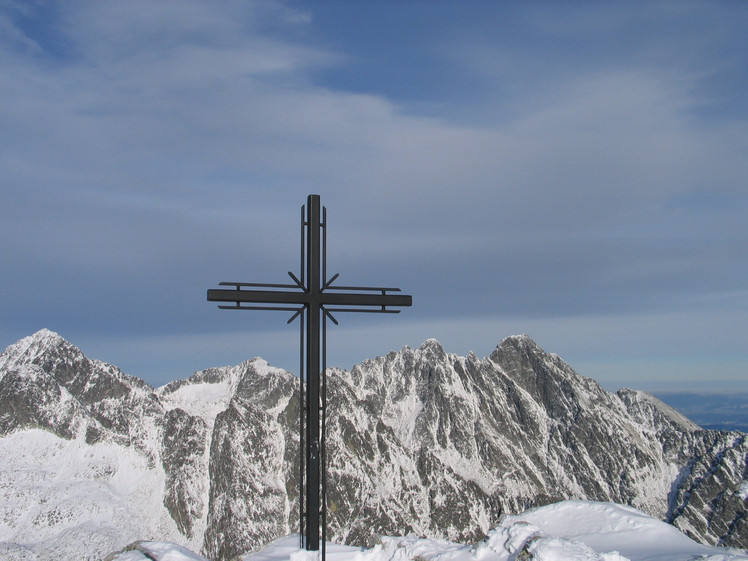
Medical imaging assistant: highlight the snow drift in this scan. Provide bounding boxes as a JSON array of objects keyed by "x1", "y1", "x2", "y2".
[{"x1": 109, "y1": 501, "x2": 748, "y2": 561}]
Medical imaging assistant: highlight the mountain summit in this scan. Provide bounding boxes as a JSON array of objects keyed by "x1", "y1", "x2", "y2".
[{"x1": 0, "y1": 330, "x2": 745, "y2": 561}]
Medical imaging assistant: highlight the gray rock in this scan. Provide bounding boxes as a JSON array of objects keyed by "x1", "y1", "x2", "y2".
[{"x1": 162, "y1": 408, "x2": 209, "y2": 539}]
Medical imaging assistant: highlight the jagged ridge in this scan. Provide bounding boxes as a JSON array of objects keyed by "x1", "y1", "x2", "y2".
[{"x1": 0, "y1": 330, "x2": 745, "y2": 561}]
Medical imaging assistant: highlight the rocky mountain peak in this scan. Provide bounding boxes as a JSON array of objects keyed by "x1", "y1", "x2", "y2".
[
  {"x1": 418, "y1": 338, "x2": 446, "y2": 355},
  {"x1": 0, "y1": 328, "x2": 76, "y2": 372},
  {"x1": 418, "y1": 338, "x2": 447, "y2": 361},
  {"x1": 490, "y1": 333, "x2": 543, "y2": 362},
  {"x1": 1, "y1": 329, "x2": 154, "y2": 396},
  {"x1": 0, "y1": 330, "x2": 164, "y2": 455}
]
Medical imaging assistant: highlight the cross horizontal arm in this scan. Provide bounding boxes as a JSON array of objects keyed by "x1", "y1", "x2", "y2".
[
  {"x1": 208, "y1": 288, "x2": 412, "y2": 308},
  {"x1": 208, "y1": 288, "x2": 309, "y2": 305},
  {"x1": 319, "y1": 292, "x2": 412, "y2": 308}
]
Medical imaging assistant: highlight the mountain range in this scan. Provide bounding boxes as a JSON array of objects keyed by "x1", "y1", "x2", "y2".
[{"x1": 0, "y1": 329, "x2": 745, "y2": 561}]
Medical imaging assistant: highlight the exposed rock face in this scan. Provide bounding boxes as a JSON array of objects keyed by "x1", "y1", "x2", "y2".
[
  {"x1": 665, "y1": 430, "x2": 747, "y2": 548},
  {"x1": 320, "y1": 335, "x2": 745, "y2": 547},
  {"x1": 0, "y1": 364, "x2": 96, "y2": 441},
  {"x1": 161, "y1": 407, "x2": 209, "y2": 539},
  {"x1": 0, "y1": 329, "x2": 746, "y2": 561}
]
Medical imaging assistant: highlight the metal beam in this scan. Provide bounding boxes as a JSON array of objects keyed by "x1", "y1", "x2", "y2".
[
  {"x1": 207, "y1": 288, "x2": 412, "y2": 308},
  {"x1": 207, "y1": 288, "x2": 310, "y2": 305},
  {"x1": 305, "y1": 193, "x2": 322, "y2": 551}
]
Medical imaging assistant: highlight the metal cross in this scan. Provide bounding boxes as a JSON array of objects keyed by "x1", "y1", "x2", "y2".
[{"x1": 207, "y1": 194, "x2": 412, "y2": 555}]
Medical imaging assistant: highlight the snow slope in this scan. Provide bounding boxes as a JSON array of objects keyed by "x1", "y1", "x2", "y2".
[
  {"x1": 109, "y1": 501, "x2": 748, "y2": 561},
  {"x1": 0, "y1": 428, "x2": 183, "y2": 561}
]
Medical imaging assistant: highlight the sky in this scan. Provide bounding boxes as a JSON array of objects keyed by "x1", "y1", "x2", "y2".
[{"x1": 1, "y1": 0, "x2": 746, "y2": 391}]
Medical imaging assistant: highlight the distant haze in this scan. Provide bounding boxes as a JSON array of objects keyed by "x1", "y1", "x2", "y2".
[{"x1": 653, "y1": 392, "x2": 748, "y2": 433}]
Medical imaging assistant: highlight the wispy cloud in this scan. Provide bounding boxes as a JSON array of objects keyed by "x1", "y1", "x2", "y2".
[{"x1": 1, "y1": 1, "x2": 745, "y2": 389}]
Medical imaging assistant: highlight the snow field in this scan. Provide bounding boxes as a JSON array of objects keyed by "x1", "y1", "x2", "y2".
[{"x1": 0, "y1": 428, "x2": 183, "y2": 561}]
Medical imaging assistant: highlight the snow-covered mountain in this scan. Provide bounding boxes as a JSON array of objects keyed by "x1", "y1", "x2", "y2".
[{"x1": 0, "y1": 329, "x2": 746, "y2": 561}]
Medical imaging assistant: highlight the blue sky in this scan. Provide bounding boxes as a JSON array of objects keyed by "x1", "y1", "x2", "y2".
[{"x1": 1, "y1": 1, "x2": 746, "y2": 391}]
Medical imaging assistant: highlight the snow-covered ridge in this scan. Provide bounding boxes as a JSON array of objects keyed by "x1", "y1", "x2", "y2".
[
  {"x1": 1, "y1": 329, "x2": 747, "y2": 561},
  {"x1": 616, "y1": 388, "x2": 701, "y2": 434},
  {"x1": 157, "y1": 357, "x2": 296, "y2": 425}
]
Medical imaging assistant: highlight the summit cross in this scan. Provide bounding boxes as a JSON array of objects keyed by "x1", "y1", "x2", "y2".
[{"x1": 207, "y1": 194, "x2": 412, "y2": 555}]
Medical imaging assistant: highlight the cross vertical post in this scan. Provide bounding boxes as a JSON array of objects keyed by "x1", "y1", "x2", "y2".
[
  {"x1": 207, "y1": 194, "x2": 412, "y2": 556},
  {"x1": 305, "y1": 194, "x2": 322, "y2": 551}
]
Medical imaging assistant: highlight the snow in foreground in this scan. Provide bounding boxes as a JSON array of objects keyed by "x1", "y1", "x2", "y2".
[{"x1": 112, "y1": 501, "x2": 748, "y2": 561}]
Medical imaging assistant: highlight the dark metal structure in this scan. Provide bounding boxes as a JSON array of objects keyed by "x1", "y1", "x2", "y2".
[{"x1": 207, "y1": 194, "x2": 411, "y2": 555}]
